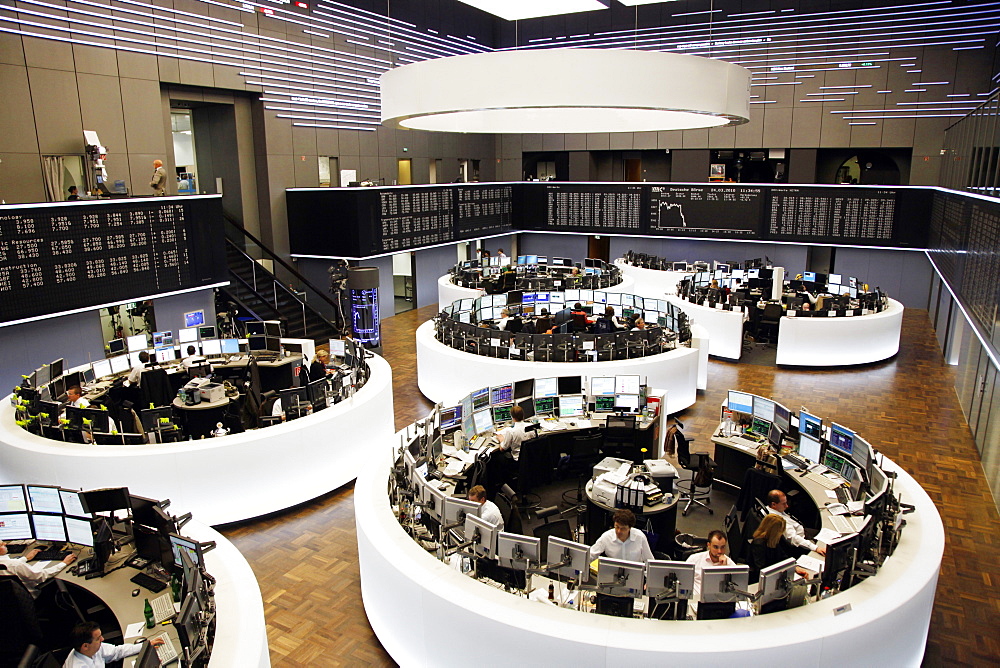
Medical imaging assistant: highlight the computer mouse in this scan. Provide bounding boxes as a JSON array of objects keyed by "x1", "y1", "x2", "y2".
[{"x1": 131, "y1": 588, "x2": 141, "y2": 597}]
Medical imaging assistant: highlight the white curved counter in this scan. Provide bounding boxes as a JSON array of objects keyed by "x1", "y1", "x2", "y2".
[
  {"x1": 437, "y1": 273, "x2": 635, "y2": 308},
  {"x1": 777, "y1": 299, "x2": 904, "y2": 366},
  {"x1": 616, "y1": 259, "x2": 690, "y2": 297},
  {"x1": 0, "y1": 355, "x2": 394, "y2": 526},
  {"x1": 356, "y1": 435, "x2": 943, "y2": 667},
  {"x1": 667, "y1": 295, "x2": 745, "y2": 360},
  {"x1": 415, "y1": 320, "x2": 699, "y2": 415}
]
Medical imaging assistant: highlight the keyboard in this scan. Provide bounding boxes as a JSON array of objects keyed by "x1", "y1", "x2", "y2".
[
  {"x1": 151, "y1": 592, "x2": 176, "y2": 623},
  {"x1": 130, "y1": 572, "x2": 169, "y2": 593},
  {"x1": 32, "y1": 548, "x2": 71, "y2": 561},
  {"x1": 805, "y1": 472, "x2": 843, "y2": 490},
  {"x1": 153, "y1": 633, "x2": 179, "y2": 664}
]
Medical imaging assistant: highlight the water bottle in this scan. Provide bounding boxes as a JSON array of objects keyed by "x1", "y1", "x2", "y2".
[
  {"x1": 171, "y1": 574, "x2": 181, "y2": 603},
  {"x1": 143, "y1": 598, "x2": 154, "y2": 629}
]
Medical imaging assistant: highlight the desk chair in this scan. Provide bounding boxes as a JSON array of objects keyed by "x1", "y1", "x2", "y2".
[
  {"x1": 570, "y1": 312, "x2": 589, "y2": 333},
  {"x1": 603, "y1": 415, "x2": 638, "y2": 461},
  {"x1": 756, "y1": 303, "x2": 783, "y2": 344},
  {"x1": 494, "y1": 488, "x2": 524, "y2": 534},
  {"x1": 676, "y1": 436, "x2": 715, "y2": 516},
  {"x1": 0, "y1": 574, "x2": 43, "y2": 667},
  {"x1": 533, "y1": 520, "x2": 573, "y2": 562},
  {"x1": 561, "y1": 429, "x2": 604, "y2": 505}
]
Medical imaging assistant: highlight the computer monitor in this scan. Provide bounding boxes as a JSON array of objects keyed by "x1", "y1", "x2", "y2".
[
  {"x1": 418, "y1": 480, "x2": 446, "y2": 523},
  {"x1": 644, "y1": 560, "x2": 695, "y2": 599},
  {"x1": 178, "y1": 327, "x2": 198, "y2": 344},
  {"x1": 169, "y1": 533, "x2": 203, "y2": 568},
  {"x1": 798, "y1": 410, "x2": 822, "y2": 440},
  {"x1": 201, "y1": 339, "x2": 222, "y2": 357},
  {"x1": 133, "y1": 639, "x2": 161, "y2": 668},
  {"x1": 31, "y1": 513, "x2": 67, "y2": 543},
  {"x1": 198, "y1": 325, "x2": 216, "y2": 340},
  {"x1": 26, "y1": 485, "x2": 62, "y2": 514},
  {"x1": 0, "y1": 512, "x2": 33, "y2": 541},
  {"x1": 441, "y1": 497, "x2": 479, "y2": 529},
  {"x1": 127, "y1": 334, "x2": 148, "y2": 352},
  {"x1": 65, "y1": 516, "x2": 95, "y2": 547},
  {"x1": 490, "y1": 384, "x2": 513, "y2": 406},
  {"x1": 107, "y1": 338, "x2": 126, "y2": 356},
  {"x1": 139, "y1": 407, "x2": 174, "y2": 433},
  {"x1": 109, "y1": 355, "x2": 130, "y2": 375},
  {"x1": 758, "y1": 557, "x2": 797, "y2": 608},
  {"x1": 92, "y1": 358, "x2": 113, "y2": 379},
  {"x1": 66, "y1": 407, "x2": 111, "y2": 433},
  {"x1": 278, "y1": 387, "x2": 309, "y2": 414},
  {"x1": 471, "y1": 387, "x2": 490, "y2": 411},
  {"x1": 596, "y1": 557, "x2": 644, "y2": 597},
  {"x1": 546, "y1": 536, "x2": 590, "y2": 579},
  {"x1": 797, "y1": 433, "x2": 823, "y2": 463},
  {"x1": 614, "y1": 375, "x2": 641, "y2": 395},
  {"x1": 802, "y1": 271, "x2": 817, "y2": 283},
  {"x1": 534, "y1": 397, "x2": 555, "y2": 415},
  {"x1": 307, "y1": 378, "x2": 328, "y2": 412},
  {"x1": 557, "y1": 395, "x2": 584, "y2": 418},
  {"x1": 828, "y1": 422, "x2": 855, "y2": 457},
  {"x1": 767, "y1": 423, "x2": 783, "y2": 448},
  {"x1": 516, "y1": 396, "x2": 535, "y2": 420},
  {"x1": 534, "y1": 377, "x2": 558, "y2": 398},
  {"x1": 594, "y1": 396, "x2": 616, "y2": 412},
  {"x1": 497, "y1": 532, "x2": 540, "y2": 570},
  {"x1": 179, "y1": 547, "x2": 206, "y2": 610},
  {"x1": 821, "y1": 532, "x2": 860, "y2": 591},
  {"x1": 773, "y1": 403, "x2": 790, "y2": 432},
  {"x1": 614, "y1": 394, "x2": 640, "y2": 414},
  {"x1": 80, "y1": 487, "x2": 131, "y2": 514},
  {"x1": 465, "y1": 514, "x2": 498, "y2": 558},
  {"x1": 152, "y1": 331, "x2": 173, "y2": 347},
  {"x1": 155, "y1": 347, "x2": 177, "y2": 364},
  {"x1": 440, "y1": 405, "x2": 462, "y2": 431},
  {"x1": 753, "y1": 396, "x2": 775, "y2": 423},
  {"x1": 591, "y1": 377, "x2": 615, "y2": 397},
  {"x1": 472, "y1": 408, "x2": 493, "y2": 435},
  {"x1": 700, "y1": 565, "x2": 750, "y2": 603},
  {"x1": 221, "y1": 338, "x2": 240, "y2": 354},
  {"x1": 89, "y1": 518, "x2": 115, "y2": 572},
  {"x1": 511, "y1": 379, "x2": 533, "y2": 401},
  {"x1": 329, "y1": 338, "x2": 346, "y2": 359},
  {"x1": 750, "y1": 417, "x2": 772, "y2": 436},
  {"x1": 0, "y1": 485, "x2": 27, "y2": 512},
  {"x1": 175, "y1": 592, "x2": 205, "y2": 662},
  {"x1": 492, "y1": 404, "x2": 512, "y2": 423},
  {"x1": 557, "y1": 376, "x2": 582, "y2": 395},
  {"x1": 183, "y1": 310, "x2": 206, "y2": 327},
  {"x1": 727, "y1": 390, "x2": 754, "y2": 415}
]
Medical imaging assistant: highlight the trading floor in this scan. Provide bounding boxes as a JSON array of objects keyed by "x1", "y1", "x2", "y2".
[{"x1": 219, "y1": 304, "x2": 999, "y2": 667}]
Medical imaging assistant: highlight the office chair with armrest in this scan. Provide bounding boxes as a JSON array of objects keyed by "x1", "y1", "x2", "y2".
[
  {"x1": 0, "y1": 574, "x2": 43, "y2": 667},
  {"x1": 603, "y1": 415, "x2": 638, "y2": 462},
  {"x1": 570, "y1": 312, "x2": 589, "y2": 333},
  {"x1": 756, "y1": 303, "x2": 784, "y2": 344},
  {"x1": 676, "y1": 436, "x2": 715, "y2": 516},
  {"x1": 561, "y1": 428, "x2": 604, "y2": 505},
  {"x1": 493, "y1": 491, "x2": 523, "y2": 535},
  {"x1": 533, "y1": 520, "x2": 574, "y2": 563}
]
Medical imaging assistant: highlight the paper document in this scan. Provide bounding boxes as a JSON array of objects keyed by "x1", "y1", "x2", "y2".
[
  {"x1": 797, "y1": 555, "x2": 824, "y2": 573},
  {"x1": 814, "y1": 528, "x2": 841, "y2": 545},
  {"x1": 825, "y1": 490, "x2": 838, "y2": 499},
  {"x1": 847, "y1": 500, "x2": 864, "y2": 513},
  {"x1": 826, "y1": 503, "x2": 850, "y2": 515},
  {"x1": 124, "y1": 622, "x2": 146, "y2": 640}
]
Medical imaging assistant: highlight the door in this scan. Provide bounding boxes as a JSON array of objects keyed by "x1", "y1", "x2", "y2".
[
  {"x1": 624, "y1": 158, "x2": 641, "y2": 182},
  {"x1": 397, "y1": 159, "x2": 412, "y2": 185},
  {"x1": 588, "y1": 236, "x2": 610, "y2": 262}
]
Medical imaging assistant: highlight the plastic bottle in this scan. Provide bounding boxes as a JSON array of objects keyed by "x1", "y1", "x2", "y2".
[
  {"x1": 171, "y1": 574, "x2": 181, "y2": 603},
  {"x1": 548, "y1": 584, "x2": 555, "y2": 601},
  {"x1": 143, "y1": 598, "x2": 154, "y2": 628}
]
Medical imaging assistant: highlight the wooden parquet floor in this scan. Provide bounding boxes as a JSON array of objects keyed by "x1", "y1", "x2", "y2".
[{"x1": 219, "y1": 305, "x2": 1000, "y2": 667}]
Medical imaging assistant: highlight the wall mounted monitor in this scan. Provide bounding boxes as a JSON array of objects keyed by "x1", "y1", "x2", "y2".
[
  {"x1": 797, "y1": 433, "x2": 823, "y2": 464},
  {"x1": 497, "y1": 532, "x2": 540, "y2": 571},
  {"x1": 615, "y1": 394, "x2": 640, "y2": 414},
  {"x1": 773, "y1": 403, "x2": 790, "y2": 433},
  {"x1": 471, "y1": 387, "x2": 491, "y2": 411},
  {"x1": 557, "y1": 376, "x2": 582, "y2": 396},
  {"x1": 828, "y1": 422, "x2": 855, "y2": 457},
  {"x1": 534, "y1": 377, "x2": 558, "y2": 398},
  {"x1": 700, "y1": 565, "x2": 750, "y2": 603},
  {"x1": 798, "y1": 410, "x2": 822, "y2": 440},
  {"x1": 107, "y1": 338, "x2": 126, "y2": 356},
  {"x1": 472, "y1": 408, "x2": 494, "y2": 435},
  {"x1": 183, "y1": 310, "x2": 206, "y2": 327},
  {"x1": 591, "y1": 377, "x2": 616, "y2": 397},
  {"x1": 198, "y1": 325, "x2": 216, "y2": 340},
  {"x1": 178, "y1": 327, "x2": 198, "y2": 344},
  {"x1": 615, "y1": 375, "x2": 641, "y2": 395},
  {"x1": 645, "y1": 560, "x2": 695, "y2": 600},
  {"x1": 465, "y1": 514, "x2": 498, "y2": 559},
  {"x1": 753, "y1": 396, "x2": 775, "y2": 423},
  {"x1": 26, "y1": 485, "x2": 62, "y2": 514},
  {"x1": 109, "y1": 355, "x2": 130, "y2": 375},
  {"x1": 31, "y1": 513, "x2": 67, "y2": 543},
  {"x1": 727, "y1": 390, "x2": 754, "y2": 415},
  {"x1": 490, "y1": 384, "x2": 514, "y2": 406},
  {"x1": 596, "y1": 556, "x2": 644, "y2": 598},
  {"x1": 64, "y1": 516, "x2": 95, "y2": 547},
  {"x1": 0, "y1": 485, "x2": 27, "y2": 512},
  {"x1": 0, "y1": 512, "x2": 33, "y2": 541},
  {"x1": 558, "y1": 394, "x2": 585, "y2": 418}
]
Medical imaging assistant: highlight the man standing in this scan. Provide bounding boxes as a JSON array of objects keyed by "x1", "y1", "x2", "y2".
[{"x1": 150, "y1": 160, "x2": 167, "y2": 196}]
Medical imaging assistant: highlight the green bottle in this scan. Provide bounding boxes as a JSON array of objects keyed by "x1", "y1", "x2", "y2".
[
  {"x1": 143, "y1": 598, "x2": 154, "y2": 628},
  {"x1": 171, "y1": 574, "x2": 181, "y2": 603}
]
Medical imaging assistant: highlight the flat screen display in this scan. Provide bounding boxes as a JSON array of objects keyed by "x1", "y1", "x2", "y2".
[
  {"x1": 829, "y1": 422, "x2": 855, "y2": 456},
  {"x1": 798, "y1": 433, "x2": 822, "y2": 463},
  {"x1": 59, "y1": 490, "x2": 90, "y2": 518},
  {"x1": 0, "y1": 513, "x2": 33, "y2": 541},
  {"x1": 753, "y1": 396, "x2": 775, "y2": 423},
  {"x1": 65, "y1": 517, "x2": 94, "y2": 547},
  {"x1": 615, "y1": 394, "x2": 640, "y2": 413},
  {"x1": 591, "y1": 377, "x2": 615, "y2": 396},
  {"x1": 92, "y1": 359, "x2": 113, "y2": 379},
  {"x1": 727, "y1": 391, "x2": 754, "y2": 415},
  {"x1": 558, "y1": 395, "x2": 584, "y2": 417},
  {"x1": 178, "y1": 327, "x2": 198, "y2": 344},
  {"x1": 535, "y1": 378, "x2": 558, "y2": 398},
  {"x1": 31, "y1": 513, "x2": 67, "y2": 543},
  {"x1": 799, "y1": 410, "x2": 823, "y2": 440},
  {"x1": 615, "y1": 375, "x2": 641, "y2": 395},
  {"x1": 26, "y1": 486, "x2": 62, "y2": 514},
  {"x1": 472, "y1": 408, "x2": 493, "y2": 435},
  {"x1": 0, "y1": 485, "x2": 27, "y2": 512}
]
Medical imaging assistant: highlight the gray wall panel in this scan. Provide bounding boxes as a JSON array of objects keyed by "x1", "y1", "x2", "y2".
[{"x1": 414, "y1": 244, "x2": 457, "y2": 309}]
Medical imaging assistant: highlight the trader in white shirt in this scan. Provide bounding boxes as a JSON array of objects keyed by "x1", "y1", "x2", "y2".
[
  {"x1": 65, "y1": 385, "x2": 90, "y2": 408},
  {"x1": 685, "y1": 529, "x2": 730, "y2": 615},
  {"x1": 0, "y1": 540, "x2": 76, "y2": 597},
  {"x1": 63, "y1": 621, "x2": 162, "y2": 668},
  {"x1": 497, "y1": 405, "x2": 531, "y2": 461},
  {"x1": 767, "y1": 490, "x2": 826, "y2": 555},
  {"x1": 589, "y1": 509, "x2": 654, "y2": 563},
  {"x1": 126, "y1": 351, "x2": 150, "y2": 385},
  {"x1": 496, "y1": 309, "x2": 513, "y2": 331},
  {"x1": 468, "y1": 485, "x2": 504, "y2": 530}
]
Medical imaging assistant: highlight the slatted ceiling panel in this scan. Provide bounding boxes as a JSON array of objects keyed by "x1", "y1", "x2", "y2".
[{"x1": 219, "y1": 306, "x2": 999, "y2": 667}]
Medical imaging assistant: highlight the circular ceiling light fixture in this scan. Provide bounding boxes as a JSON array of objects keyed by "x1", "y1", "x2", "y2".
[{"x1": 380, "y1": 49, "x2": 751, "y2": 134}]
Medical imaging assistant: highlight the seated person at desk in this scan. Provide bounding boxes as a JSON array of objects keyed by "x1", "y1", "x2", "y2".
[
  {"x1": 309, "y1": 349, "x2": 332, "y2": 380},
  {"x1": 685, "y1": 530, "x2": 729, "y2": 615},
  {"x1": 748, "y1": 514, "x2": 809, "y2": 583},
  {"x1": 64, "y1": 621, "x2": 163, "y2": 668},
  {"x1": 65, "y1": 385, "x2": 89, "y2": 408},
  {"x1": 629, "y1": 315, "x2": 646, "y2": 331},
  {"x1": 182, "y1": 345, "x2": 208, "y2": 370},
  {"x1": 0, "y1": 539, "x2": 76, "y2": 597},
  {"x1": 592, "y1": 307, "x2": 620, "y2": 334},
  {"x1": 468, "y1": 485, "x2": 503, "y2": 530},
  {"x1": 496, "y1": 308, "x2": 513, "y2": 331},
  {"x1": 589, "y1": 509, "x2": 654, "y2": 563},
  {"x1": 706, "y1": 280, "x2": 723, "y2": 302},
  {"x1": 497, "y1": 405, "x2": 530, "y2": 461},
  {"x1": 534, "y1": 309, "x2": 554, "y2": 335},
  {"x1": 767, "y1": 490, "x2": 825, "y2": 555},
  {"x1": 126, "y1": 351, "x2": 150, "y2": 385},
  {"x1": 570, "y1": 303, "x2": 590, "y2": 331}
]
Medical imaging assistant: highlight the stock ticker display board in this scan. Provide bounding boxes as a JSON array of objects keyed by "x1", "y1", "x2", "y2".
[
  {"x1": 0, "y1": 196, "x2": 227, "y2": 326},
  {"x1": 287, "y1": 183, "x2": 936, "y2": 258}
]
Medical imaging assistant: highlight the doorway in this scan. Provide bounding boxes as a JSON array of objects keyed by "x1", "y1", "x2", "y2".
[
  {"x1": 397, "y1": 159, "x2": 412, "y2": 185},
  {"x1": 588, "y1": 236, "x2": 610, "y2": 262},
  {"x1": 392, "y1": 251, "x2": 416, "y2": 314},
  {"x1": 624, "y1": 159, "x2": 641, "y2": 182},
  {"x1": 171, "y1": 111, "x2": 197, "y2": 194},
  {"x1": 319, "y1": 156, "x2": 339, "y2": 187}
]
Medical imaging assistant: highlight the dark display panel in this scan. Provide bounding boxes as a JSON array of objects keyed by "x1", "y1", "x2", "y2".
[
  {"x1": 928, "y1": 191, "x2": 969, "y2": 291},
  {"x1": 648, "y1": 185, "x2": 763, "y2": 237},
  {"x1": 0, "y1": 196, "x2": 227, "y2": 326},
  {"x1": 768, "y1": 187, "x2": 896, "y2": 241},
  {"x1": 534, "y1": 184, "x2": 643, "y2": 233},
  {"x1": 456, "y1": 184, "x2": 513, "y2": 239},
  {"x1": 379, "y1": 187, "x2": 453, "y2": 252}
]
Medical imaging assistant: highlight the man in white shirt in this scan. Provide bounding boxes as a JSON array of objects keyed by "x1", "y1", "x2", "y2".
[
  {"x1": 63, "y1": 621, "x2": 162, "y2": 668},
  {"x1": 65, "y1": 385, "x2": 90, "y2": 408},
  {"x1": 498, "y1": 405, "x2": 531, "y2": 461},
  {"x1": 589, "y1": 509, "x2": 654, "y2": 563},
  {"x1": 767, "y1": 490, "x2": 826, "y2": 555},
  {"x1": 685, "y1": 530, "x2": 730, "y2": 615},
  {"x1": 496, "y1": 308, "x2": 512, "y2": 331},
  {"x1": 0, "y1": 540, "x2": 76, "y2": 597},
  {"x1": 182, "y1": 345, "x2": 207, "y2": 370},
  {"x1": 468, "y1": 485, "x2": 503, "y2": 531},
  {"x1": 126, "y1": 351, "x2": 150, "y2": 385}
]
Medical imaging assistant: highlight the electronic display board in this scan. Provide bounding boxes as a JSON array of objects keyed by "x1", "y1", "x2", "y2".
[
  {"x1": 533, "y1": 184, "x2": 642, "y2": 233},
  {"x1": 648, "y1": 184, "x2": 763, "y2": 237},
  {"x1": 0, "y1": 196, "x2": 227, "y2": 327},
  {"x1": 456, "y1": 184, "x2": 513, "y2": 239}
]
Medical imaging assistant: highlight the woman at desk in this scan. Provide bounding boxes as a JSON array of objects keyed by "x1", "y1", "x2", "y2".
[
  {"x1": 748, "y1": 514, "x2": 807, "y2": 583},
  {"x1": 309, "y1": 349, "x2": 332, "y2": 380}
]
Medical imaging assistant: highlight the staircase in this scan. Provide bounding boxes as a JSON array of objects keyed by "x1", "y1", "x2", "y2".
[{"x1": 222, "y1": 218, "x2": 342, "y2": 342}]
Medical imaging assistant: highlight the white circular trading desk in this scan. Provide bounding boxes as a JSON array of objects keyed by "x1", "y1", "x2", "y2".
[
  {"x1": 667, "y1": 295, "x2": 746, "y2": 360},
  {"x1": 0, "y1": 354, "x2": 394, "y2": 526},
  {"x1": 776, "y1": 299, "x2": 904, "y2": 367},
  {"x1": 437, "y1": 273, "x2": 636, "y2": 307},
  {"x1": 356, "y1": 438, "x2": 943, "y2": 667},
  {"x1": 616, "y1": 259, "x2": 690, "y2": 297},
  {"x1": 415, "y1": 320, "x2": 700, "y2": 415}
]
